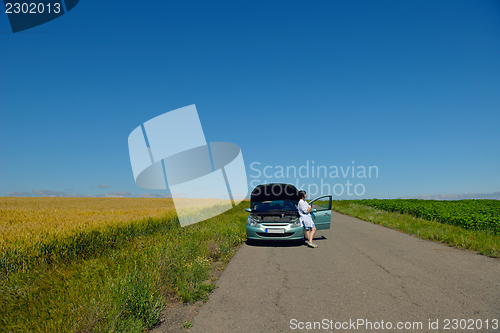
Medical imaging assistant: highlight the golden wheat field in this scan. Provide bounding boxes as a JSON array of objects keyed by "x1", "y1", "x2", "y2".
[
  {"x1": 0, "y1": 197, "x2": 177, "y2": 250},
  {"x1": 0, "y1": 197, "x2": 236, "y2": 249}
]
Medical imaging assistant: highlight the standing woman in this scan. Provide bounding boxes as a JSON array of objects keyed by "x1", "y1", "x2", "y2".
[{"x1": 297, "y1": 190, "x2": 318, "y2": 248}]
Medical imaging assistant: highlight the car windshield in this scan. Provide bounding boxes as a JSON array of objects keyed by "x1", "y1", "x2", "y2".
[{"x1": 253, "y1": 200, "x2": 297, "y2": 212}]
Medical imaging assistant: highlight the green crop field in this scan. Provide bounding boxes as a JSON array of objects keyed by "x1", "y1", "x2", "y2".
[{"x1": 356, "y1": 199, "x2": 500, "y2": 234}]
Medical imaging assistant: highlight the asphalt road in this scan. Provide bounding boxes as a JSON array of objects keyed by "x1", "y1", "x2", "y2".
[{"x1": 189, "y1": 211, "x2": 500, "y2": 332}]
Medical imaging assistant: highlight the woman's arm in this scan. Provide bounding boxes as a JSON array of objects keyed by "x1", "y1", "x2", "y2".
[{"x1": 298, "y1": 200, "x2": 308, "y2": 214}]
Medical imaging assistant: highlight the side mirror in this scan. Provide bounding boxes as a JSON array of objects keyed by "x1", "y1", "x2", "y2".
[
  {"x1": 245, "y1": 208, "x2": 252, "y2": 212},
  {"x1": 311, "y1": 208, "x2": 317, "y2": 213}
]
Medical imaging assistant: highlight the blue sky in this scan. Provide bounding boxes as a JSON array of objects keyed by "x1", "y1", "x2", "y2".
[{"x1": 1, "y1": 0, "x2": 499, "y2": 199}]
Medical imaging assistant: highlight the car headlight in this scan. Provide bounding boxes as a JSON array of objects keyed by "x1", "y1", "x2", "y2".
[
  {"x1": 291, "y1": 218, "x2": 302, "y2": 227},
  {"x1": 247, "y1": 215, "x2": 258, "y2": 227}
]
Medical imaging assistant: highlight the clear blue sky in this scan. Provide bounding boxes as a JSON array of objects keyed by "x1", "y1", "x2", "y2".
[{"x1": 1, "y1": 0, "x2": 499, "y2": 199}]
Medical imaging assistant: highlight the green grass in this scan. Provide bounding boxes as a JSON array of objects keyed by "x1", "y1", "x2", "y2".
[
  {"x1": 332, "y1": 201, "x2": 500, "y2": 258},
  {"x1": 182, "y1": 320, "x2": 193, "y2": 329},
  {"x1": 0, "y1": 202, "x2": 248, "y2": 332}
]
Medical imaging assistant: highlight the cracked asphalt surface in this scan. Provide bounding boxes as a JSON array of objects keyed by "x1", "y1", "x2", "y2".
[{"x1": 189, "y1": 211, "x2": 500, "y2": 332}]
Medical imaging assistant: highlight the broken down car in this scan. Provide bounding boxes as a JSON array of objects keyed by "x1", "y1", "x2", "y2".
[{"x1": 246, "y1": 183, "x2": 332, "y2": 242}]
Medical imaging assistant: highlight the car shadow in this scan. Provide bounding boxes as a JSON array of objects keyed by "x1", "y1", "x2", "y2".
[{"x1": 246, "y1": 235, "x2": 327, "y2": 247}]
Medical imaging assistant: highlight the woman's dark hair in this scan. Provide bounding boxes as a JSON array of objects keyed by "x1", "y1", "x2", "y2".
[{"x1": 298, "y1": 190, "x2": 306, "y2": 199}]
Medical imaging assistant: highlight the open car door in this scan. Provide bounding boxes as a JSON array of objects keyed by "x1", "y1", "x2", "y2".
[{"x1": 309, "y1": 195, "x2": 332, "y2": 230}]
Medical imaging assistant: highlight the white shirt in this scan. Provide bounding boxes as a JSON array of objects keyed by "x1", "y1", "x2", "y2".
[{"x1": 298, "y1": 199, "x2": 314, "y2": 227}]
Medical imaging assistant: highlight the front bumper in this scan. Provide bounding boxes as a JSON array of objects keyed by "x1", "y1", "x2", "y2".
[{"x1": 246, "y1": 223, "x2": 305, "y2": 241}]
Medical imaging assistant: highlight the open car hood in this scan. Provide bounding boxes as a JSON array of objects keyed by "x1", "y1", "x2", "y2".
[{"x1": 250, "y1": 183, "x2": 300, "y2": 209}]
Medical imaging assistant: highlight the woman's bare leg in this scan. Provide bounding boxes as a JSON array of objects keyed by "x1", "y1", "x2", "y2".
[{"x1": 309, "y1": 227, "x2": 317, "y2": 243}]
